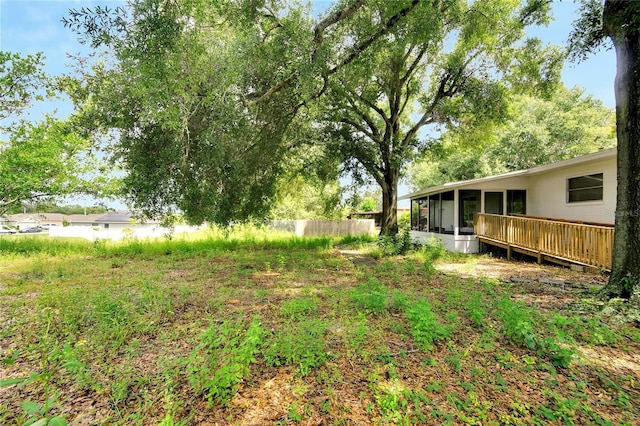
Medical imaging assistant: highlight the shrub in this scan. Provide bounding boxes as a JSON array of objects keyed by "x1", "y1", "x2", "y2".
[
  {"x1": 377, "y1": 227, "x2": 414, "y2": 256},
  {"x1": 263, "y1": 318, "x2": 328, "y2": 376}
]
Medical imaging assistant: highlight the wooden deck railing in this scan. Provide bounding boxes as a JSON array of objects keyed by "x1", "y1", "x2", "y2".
[{"x1": 474, "y1": 213, "x2": 614, "y2": 270}]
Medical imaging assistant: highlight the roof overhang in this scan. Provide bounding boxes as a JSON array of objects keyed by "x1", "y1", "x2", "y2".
[{"x1": 400, "y1": 148, "x2": 616, "y2": 201}]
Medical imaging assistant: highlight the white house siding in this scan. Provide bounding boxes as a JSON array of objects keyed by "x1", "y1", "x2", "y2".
[
  {"x1": 411, "y1": 232, "x2": 479, "y2": 253},
  {"x1": 528, "y1": 156, "x2": 616, "y2": 224}
]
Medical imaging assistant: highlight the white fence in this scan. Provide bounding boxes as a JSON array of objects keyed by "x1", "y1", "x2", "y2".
[
  {"x1": 269, "y1": 219, "x2": 375, "y2": 237},
  {"x1": 48, "y1": 225, "x2": 201, "y2": 241}
]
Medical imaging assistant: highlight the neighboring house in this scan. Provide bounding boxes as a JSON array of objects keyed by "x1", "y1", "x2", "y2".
[
  {"x1": 6, "y1": 214, "x2": 44, "y2": 229},
  {"x1": 36, "y1": 213, "x2": 66, "y2": 227},
  {"x1": 401, "y1": 148, "x2": 616, "y2": 269},
  {"x1": 94, "y1": 211, "x2": 160, "y2": 230},
  {"x1": 348, "y1": 208, "x2": 410, "y2": 227},
  {"x1": 65, "y1": 214, "x2": 105, "y2": 227}
]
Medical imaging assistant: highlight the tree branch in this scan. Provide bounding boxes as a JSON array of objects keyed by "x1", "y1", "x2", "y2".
[{"x1": 327, "y1": 0, "x2": 423, "y2": 76}]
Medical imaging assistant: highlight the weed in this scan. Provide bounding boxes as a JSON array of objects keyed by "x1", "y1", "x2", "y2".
[
  {"x1": 420, "y1": 238, "x2": 446, "y2": 274},
  {"x1": 287, "y1": 402, "x2": 303, "y2": 422},
  {"x1": 263, "y1": 318, "x2": 329, "y2": 376},
  {"x1": 337, "y1": 234, "x2": 376, "y2": 248},
  {"x1": 496, "y1": 298, "x2": 575, "y2": 368},
  {"x1": 377, "y1": 227, "x2": 414, "y2": 256},
  {"x1": 186, "y1": 316, "x2": 263, "y2": 405},
  {"x1": 352, "y1": 278, "x2": 389, "y2": 315},
  {"x1": 280, "y1": 296, "x2": 319, "y2": 319},
  {"x1": 405, "y1": 299, "x2": 453, "y2": 351},
  {"x1": 466, "y1": 291, "x2": 487, "y2": 327}
]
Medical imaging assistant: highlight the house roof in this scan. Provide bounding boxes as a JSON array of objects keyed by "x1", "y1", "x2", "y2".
[
  {"x1": 65, "y1": 214, "x2": 105, "y2": 223},
  {"x1": 94, "y1": 211, "x2": 159, "y2": 224},
  {"x1": 37, "y1": 213, "x2": 66, "y2": 222},
  {"x1": 94, "y1": 211, "x2": 136, "y2": 223},
  {"x1": 7, "y1": 213, "x2": 46, "y2": 223},
  {"x1": 400, "y1": 148, "x2": 617, "y2": 200}
]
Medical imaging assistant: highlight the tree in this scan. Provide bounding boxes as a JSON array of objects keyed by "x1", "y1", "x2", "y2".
[
  {"x1": 63, "y1": 0, "x2": 557, "y2": 234},
  {"x1": 0, "y1": 51, "x2": 47, "y2": 126},
  {"x1": 571, "y1": 1, "x2": 640, "y2": 299},
  {"x1": 320, "y1": 0, "x2": 560, "y2": 235},
  {"x1": 0, "y1": 51, "x2": 113, "y2": 215},
  {"x1": 408, "y1": 84, "x2": 616, "y2": 190},
  {"x1": 62, "y1": 0, "x2": 365, "y2": 225}
]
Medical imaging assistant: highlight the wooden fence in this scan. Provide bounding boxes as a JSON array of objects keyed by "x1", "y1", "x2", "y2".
[{"x1": 474, "y1": 213, "x2": 614, "y2": 270}]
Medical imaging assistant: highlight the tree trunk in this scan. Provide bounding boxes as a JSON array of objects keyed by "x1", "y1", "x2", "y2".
[
  {"x1": 380, "y1": 168, "x2": 399, "y2": 236},
  {"x1": 602, "y1": 0, "x2": 640, "y2": 299}
]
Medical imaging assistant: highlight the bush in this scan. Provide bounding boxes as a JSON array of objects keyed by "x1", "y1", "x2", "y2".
[{"x1": 377, "y1": 227, "x2": 414, "y2": 256}]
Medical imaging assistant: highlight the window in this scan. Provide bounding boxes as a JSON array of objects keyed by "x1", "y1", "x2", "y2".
[
  {"x1": 484, "y1": 192, "x2": 504, "y2": 215},
  {"x1": 429, "y1": 191, "x2": 454, "y2": 233},
  {"x1": 567, "y1": 173, "x2": 603, "y2": 203},
  {"x1": 507, "y1": 190, "x2": 526, "y2": 215},
  {"x1": 411, "y1": 197, "x2": 429, "y2": 231},
  {"x1": 459, "y1": 190, "x2": 481, "y2": 234}
]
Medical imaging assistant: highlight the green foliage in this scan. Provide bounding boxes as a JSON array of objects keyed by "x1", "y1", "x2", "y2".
[
  {"x1": 281, "y1": 297, "x2": 319, "y2": 319},
  {"x1": 352, "y1": 278, "x2": 389, "y2": 315},
  {"x1": 337, "y1": 233, "x2": 377, "y2": 248},
  {"x1": 0, "y1": 50, "x2": 48, "y2": 124},
  {"x1": 377, "y1": 227, "x2": 413, "y2": 256},
  {"x1": 62, "y1": 0, "x2": 555, "y2": 232},
  {"x1": 0, "y1": 117, "x2": 115, "y2": 215},
  {"x1": 465, "y1": 291, "x2": 487, "y2": 328},
  {"x1": 420, "y1": 238, "x2": 446, "y2": 275},
  {"x1": 186, "y1": 317, "x2": 264, "y2": 405},
  {"x1": 359, "y1": 197, "x2": 378, "y2": 212},
  {"x1": 496, "y1": 298, "x2": 575, "y2": 368},
  {"x1": 263, "y1": 318, "x2": 329, "y2": 376},
  {"x1": 405, "y1": 299, "x2": 454, "y2": 351},
  {"x1": 4, "y1": 202, "x2": 112, "y2": 215},
  {"x1": 0, "y1": 51, "x2": 116, "y2": 214},
  {"x1": 409, "y1": 85, "x2": 616, "y2": 190}
]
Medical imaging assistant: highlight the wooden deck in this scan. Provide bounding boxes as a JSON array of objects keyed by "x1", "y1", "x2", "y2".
[{"x1": 474, "y1": 213, "x2": 614, "y2": 270}]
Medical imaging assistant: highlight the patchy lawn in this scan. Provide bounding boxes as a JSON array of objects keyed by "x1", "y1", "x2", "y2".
[{"x1": 1, "y1": 233, "x2": 639, "y2": 425}]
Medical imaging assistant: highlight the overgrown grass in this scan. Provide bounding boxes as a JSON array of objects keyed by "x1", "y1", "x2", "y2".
[{"x1": 1, "y1": 231, "x2": 638, "y2": 425}]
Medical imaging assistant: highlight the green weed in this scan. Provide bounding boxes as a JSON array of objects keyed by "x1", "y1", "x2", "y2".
[
  {"x1": 352, "y1": 278, "x2": 389, "y2": 315},
  {"x1": 281, "y1": 297, "x2": 319, "y2": 319},
  {"x1": 263, "y1": 318, "x2": 329, "y2": 376},
  {"x1": 497, "y1": 298, "x2": 575, "y2": 368},
  {"x1": 377, "y1": 227, "x2": 414, "y2": 256},
  {"x1": 405, "y1": 299, "x2": 454, "y2": 351},
  {"x1": 186, "y1": 316, "x2": 264, "y2": 405}
]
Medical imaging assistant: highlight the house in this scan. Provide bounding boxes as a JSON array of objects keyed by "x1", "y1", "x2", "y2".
[
  {"x1": 35, "y1": 213, "x2": 66, "y2": 227},
  {"x1": 5, "y1": 214, "x2": 45, "y2": 229},
  {"x1": 400, "y1": 148, "x2": 616, "y2": 269},
  {"x1": 65, "y1": 213, "x2": 108, "y2": 227},
  {"x1": 93, "y1": 211, "x2": 160, "y2": 230}
]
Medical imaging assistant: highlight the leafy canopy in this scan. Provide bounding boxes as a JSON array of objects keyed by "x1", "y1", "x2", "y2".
[
  {"x1": 0, "y1": 51, "x2": 115, "y2": 214},
  {"x1": 63, "y1": 0, "x2": 560, "y2": 229}
]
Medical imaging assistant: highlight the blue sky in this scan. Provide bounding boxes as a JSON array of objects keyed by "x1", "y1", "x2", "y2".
[
  {"x1": 0, "y1": 0, "x2": 616, "y2": 119},
  {"x1": 0, "y1": 0, "x2": 617, "y2": 208}
]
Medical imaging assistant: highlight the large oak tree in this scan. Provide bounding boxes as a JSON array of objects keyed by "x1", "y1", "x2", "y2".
[
  {"x1": 320, "y1": 0, "x2": 560, "y2": 234},
  {"x1": 571, "y1": 0, "x2": 640, "y2": 298},
  {"x1": 64, "y1": 0, "x2": 557, "y2": 234}
]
